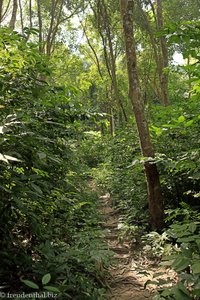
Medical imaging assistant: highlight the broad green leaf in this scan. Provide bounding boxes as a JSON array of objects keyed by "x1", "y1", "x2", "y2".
[
  {"x1": 169, "y1": 35, "x2": 181, "y2": 43},
  {"x1": 42, "y1": 273, "x2": 51, "y2": 285},
  {"x1": 173, "y1": 286, "x2": 192, "y2": 300},
  {"x1": 191, "y1": 261, "x2": 200, "y2": 274},
  {"x1": 188, "y1": 223, "x2": 197, "y2": 233},
  {"x1": 177, "y1": 235, "x2": 198, "y2": 243},
  {"x1": 172, "y1": 257, "x2": 190, "y2": 272},
  {"x1": 30, "y1": 183, "x2": 43, "y2": 195},
  {"x1": 43, "y1": 286, "x2": 60, "y2": 293},
  {"x1": 177, "y1": 282, "x2": 191, "y2": 296},
  {"x1": 185, "y1": 120, "x2": 194, "y2": 127},
  {"x1": 151, "y1": 125, "x2": 163, "y2": 136},
  {"x1": 177, "y1": 116, "x2": 185, "y2": 123},
  {"x1": 195, "y1": 239, "x2": 200, "y2": 251},
  {"x1": 21, "y1": 279, "x2": 39, "y2": 289},
  {"x1": 38, "y1": 152, "x2": 46, "y2": 160}
]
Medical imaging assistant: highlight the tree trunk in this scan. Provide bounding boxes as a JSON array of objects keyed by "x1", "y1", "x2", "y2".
[
  {"x1": 46, "y1": 0, "x2": 56, "y2": 55},
  {"x1": 101, "y1": 0, "x2": 128, "y2": 123},
  {"x1": 0, "y1": 0, "x2": 3, "y2": 25},
  {"x1": 29, "y1": 0, "x2": 32, "y2": 28},
  {"x1": 136, "y1": 0, "x2": 169, "y2": 106},
  {"x1": 19, "y1": 0, "x2": 24, "y2": 32},
  {"x1": 156, "y1": 0, "x2": 169, "y2": 106},
  {"x1": 120, "y1": 0, "x2": 164, "y2": 230},
  {"x1": 47, "y1": 0, "x2": 64, "y2": 55},
  {"x1": 110, "y1": 106, "x2": 115, "y2": 137},
  {"x1": 95, "y1": 0, "x2": 128, "y2": 124},
  {"x1": 81, "y1": 21, "x2": 103, "y2": 79},
  {"x1": 9, "y1": 0, "x2": 18, "y2": 30},
  {"x1": 37, "y1": 0, "x2": 43, "y2": 53}
]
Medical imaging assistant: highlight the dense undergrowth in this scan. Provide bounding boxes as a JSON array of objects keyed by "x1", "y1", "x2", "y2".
[
  {"x1": 0, "y1": 28, "x2": 112, "y2": 300},
  {"x1": 92, "y1": 78, "x2": 200, "y2": 299},
  {"x1": 0, "y1": 20, "x2": 200, "y2": 300},
  {"x1": 92, "y1": 104, "x2": 200, "y2": 299}
]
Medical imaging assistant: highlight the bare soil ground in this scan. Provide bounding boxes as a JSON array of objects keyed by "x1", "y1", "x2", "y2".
[{"x1": 99, "y1": 193, "x2": 174, "y2": 300}]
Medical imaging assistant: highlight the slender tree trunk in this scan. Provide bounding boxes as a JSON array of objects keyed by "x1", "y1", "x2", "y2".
[
  {"x1": 95, "y1": 0, "x2": 127, "y2": 124},
  {"x1": 120, "y1": 0, "x2": 164, "y2": 230},
  {"x1": 47, "y1": 0, "x2": 64, "y2": 55},
  {"x1": 136, "y1": 0, "x2": 169, "y2": 106},
  {"x1": 81, "y1": 21, "x2": 103, "y2": 79},
  {"x1": 18, "y1": 0, "x2": 24, "y2": 32},
  {"x1": 187, "y1": 56, "x2": 192, "y2": 99},
  {"x1": 110, "y1": 106, "x2": 115, "y2": 137},
  {"x1": 102, "y1": 0, "x2": 128, "y2": 123},
  {"x1": 1, "y1": 0, "x2": 11, "y2": 25},
  {"x1": 37, "y1": 0, "x2": 43, "y2": 53},
  {"x1": 46, "y1": 0, "x2": 56, "y2": 55},
  {"x1": 156, "y1": 0, "x2": 169, "y2": 106},
  {"x1": 29, "y1": 0, "x2": 32, "y2": 28},
  {"x1": 9, "y1": 0, "x2": 18, "y2": 30},
  {"x1": 0, "y1": 0, "x2": 3, "y2": 25}
]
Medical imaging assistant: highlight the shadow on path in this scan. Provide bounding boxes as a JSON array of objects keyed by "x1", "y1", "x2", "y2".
[{"x1": 99, "y1": 193, "x2": 154, "y2": 300}]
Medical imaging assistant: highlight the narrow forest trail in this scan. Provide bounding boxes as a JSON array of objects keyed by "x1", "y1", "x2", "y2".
[{"x1": 99, "y1": 193, "x2": 169, "y2": 300}]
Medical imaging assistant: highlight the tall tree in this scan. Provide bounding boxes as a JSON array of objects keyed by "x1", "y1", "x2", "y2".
[
  {"x1": 136, "y1": 0, "x2": 169, "y2": 106},
  {"x1": 36, "y1": 0, "x2": 43, "y2": 53},
  {"x1": 9, "y1": 0, "x2": 18, "y2": 30},
  {"x1": 156, "y1": 0, "x2": 169, "y2": 106},
  {"x1": 89, "y1": 0, "x2": 128, "y2": 125},
  {"x1": 120, "y1": 0, "x2": 164, "y2": 230},
  {"x1": 18, "y1": 0, "x2": 24, "y2": 32},
  {"x1": 0, "y1": 0, "x2": 3, "y2": 24}
]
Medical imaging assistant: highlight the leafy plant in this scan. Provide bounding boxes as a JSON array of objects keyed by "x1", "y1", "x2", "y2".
[
  {"x1": 0, "y1": 28, "x2": 112, "y2": 299},
  {"x1": 142, "y1": 231, "x2": 173, "y2": 258},
  {"x1": 154, "y1": 209, "x2": 200, "y2": 299}
]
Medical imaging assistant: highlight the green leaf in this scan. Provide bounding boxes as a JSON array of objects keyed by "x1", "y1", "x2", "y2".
[
  {"x1": 30, "y1": 183, "x2": 43, "y2": 195},
  {"x1": 195, "y1": 239, "x2": 200, "y2": 251},
  {"x1": 177, "y1": 235, "x2": 198, "y2": 243},
  {"x1": 188, "y1": 223, "x2": 197, "y2": 233},
  {"x1": 43, "y1": 286, "x2": 60, "y2": 293},
  {"x1": 177, "y1": 116, "x2": 185, "y2": 123},
  {"x1": 185, "y1": 120, "x2": 194, "y2": 127},
  {"x1": 42, "y1": 273, "x2": 51, "y2": 285},
  {"x1": 38, "y1": 152, "x2": 47, "y2": 160},
  {"x1": 172, "y1": 257, "x2": 190, "y2": 272},
  {"x1": 177, "y1": 282, "x2": 191, "y2": 296},
  {"x1": 191, "y1": 261, "x2": 200, "y2": 274},
  {"x1": 173, "y1": 285, "x2": 192, "y2": 300},
  {"x1": 21, "y1": 279, "x2": 39, "y2": 289},
  {"x1": 169, "y1": 35, "x2": 181, "y2": 44},
  {"x1": 151, "y1": 125, "x2": 163, "y2": 136}
]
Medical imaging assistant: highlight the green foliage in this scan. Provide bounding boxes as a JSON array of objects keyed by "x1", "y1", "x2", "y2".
[
  {"x1": 80, "y1": 131, "x2": 106, "y2": 168},
  {"x1": 0, "y1": 28, "x2": 111, "y2": 299},
  {"x1": 142, "y1": 231, "x2": 172, "y2": 258},
  {"x1": 94, "y1": 124, "x2": 150, "y2": 228},
  {"x1": 151, "y1": 207, "x2": 200, "y2": 299},
  {"x1": 0, "y1": 3, "x2": 199, "y2": 299},
  {"x1": 149, "y1": 99, "x2": 200, "y2": 208}
]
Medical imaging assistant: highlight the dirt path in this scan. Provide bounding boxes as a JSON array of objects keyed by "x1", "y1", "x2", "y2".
[{"x1": 100, "y1": 193, "x2": 156, "y2": 300}]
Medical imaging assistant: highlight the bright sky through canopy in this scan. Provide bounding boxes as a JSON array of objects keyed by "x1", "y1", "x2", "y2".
[{"x1": 173, "y1": 52, "x2": 185, "y2": 65}]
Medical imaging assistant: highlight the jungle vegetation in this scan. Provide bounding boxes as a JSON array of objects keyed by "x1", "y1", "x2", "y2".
[{"x1": 0, "y1": 0, "x2": 200, "y2": 299}]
